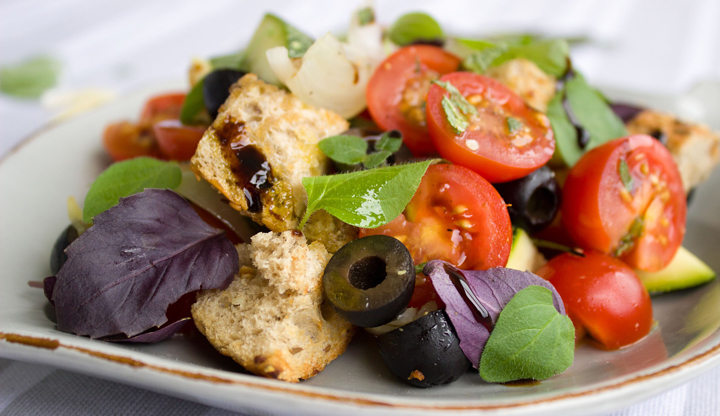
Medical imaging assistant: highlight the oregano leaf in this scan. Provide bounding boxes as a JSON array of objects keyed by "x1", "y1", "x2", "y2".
[
  {"x1": 300, "y1": 160, "x2": 436, "y2": 229},
  {"x1": 363, "y1": 150, "x2": 393, "y2": 169},
  {"x1": 479, "y1": 285, "x2": 575, "y2": 382},
  {"x1": 618, "y1": 159, "x2": 634, "y2": 192},
  {"x1": 375, "y1": 131, "x2": 403, "y2": 153},
  {"x1": 318, "y1": 135, "x2": 369, "y2": 165},
  {"x1": 82, "y1": 157, "x2": 182, "y2": 223},
  {"x1": 441, "y1": 95, "x2": 469, "y2": 134},
  {"x1": 507, "y1": 116, "x2": 524, "y2": 133}
]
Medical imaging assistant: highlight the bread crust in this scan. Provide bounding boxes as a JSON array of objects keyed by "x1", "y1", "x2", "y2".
[{"x1": 192, "y1": 231, "x2": 354, "y2": 382}]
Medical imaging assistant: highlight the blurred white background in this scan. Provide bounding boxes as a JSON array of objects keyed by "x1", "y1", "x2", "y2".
[{"x1": 1, "y1": 0, "x2": 719, "y2": 415}]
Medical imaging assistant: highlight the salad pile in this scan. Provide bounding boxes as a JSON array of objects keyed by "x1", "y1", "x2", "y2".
[{"x1": 42, "y1": 3, "x2": 718, "y2": 387}]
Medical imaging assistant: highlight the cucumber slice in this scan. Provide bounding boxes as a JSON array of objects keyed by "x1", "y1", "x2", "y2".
[
  {"x1": 242, "y1": 14, "x2": 313, "y2": 85},
  {"x1": 506, "y1": 228, "x2": 546, "y2": 272},
  {"x1": 636, "y1": 246, "x2": 716, "y2": 293}
]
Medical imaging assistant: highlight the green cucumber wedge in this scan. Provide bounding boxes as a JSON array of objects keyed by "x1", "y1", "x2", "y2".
[
  {"x1": 241, "y1": 14, "x2": 313, "y2": 85},
  {"x1": 636, "y1": 246, "x2": 716, "y2": 293},
  {"x1": 506, "y1": 228, "x2": 545, "y2": 272}
]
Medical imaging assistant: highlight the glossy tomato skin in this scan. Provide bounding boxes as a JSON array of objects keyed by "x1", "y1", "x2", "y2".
[
  {"x1": 366, "y1": 46, "x2": 460, "y2": 156},
  {"x1": 426, "y1": 72, "x2": 555, "y2": 183},
  {"x1": 102, "y1": 121, "x2": 162, "y2": 161},
  {"x1": 562, "y1": 135, "x2": 686, "y2": 271},
  {"x1": 139, "y1": 93, "x2": 186, "y2": 127},
  {"x1": 153, "y1": 120, "x2": 205, "y2": 161},
  {"x1": 361, "y1": 164, "x2": 512, "y2": 270},
  {"x1": 536, "y1": 251, "x2": 653, "y2": 349}
]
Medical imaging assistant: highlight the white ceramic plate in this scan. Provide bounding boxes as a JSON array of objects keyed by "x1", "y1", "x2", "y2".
[{"x1": 1, "y1": 81, "x2": 720, "y2": 416}]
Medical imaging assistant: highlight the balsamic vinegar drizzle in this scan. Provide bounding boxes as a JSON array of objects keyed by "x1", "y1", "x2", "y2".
[
  {"x1": 215, "y1": 116, "x2": 273, "y2": 213},
  {"x1": 443, "y1": 264, "x2": 494, "y2": 332}
]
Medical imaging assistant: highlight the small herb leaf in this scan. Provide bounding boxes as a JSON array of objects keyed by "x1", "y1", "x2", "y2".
[
  {"x1": 565, "y1": 74, "x2": 628, "y2": 149},
  {"x1": 82, "y1": 158, "x2": 182, "y2": 223},
  {"x1": 507, "y1": 117, "x2": 524, "y2": 133},
  {"x1": 619, "y1": 159, "x2": 634, "y2": 192},
  {"x1": 462, "y1": 44, "x2": 508, "y2": 74},
  {"x1": 318, "y1": 135, "x2": 368, "y2": 165},
  {"x1": 0, "y1": 56, "x2": 61, "y2": 99},
  {"x1": 180, "y1": 77, "x2": 206, "y2": 125},
  {"x1": 300, "y1": 160, "x2": 436, "y2": 229},
  {"x1": 363, "y1": 151, "x2": 393, "y2": 169},
  {"x1": 389, "y1": 12, "x2": 444, "y2": 46},
  {"x1": 479, "y1": 285, "x2": 575, "y2": 382},
  {"x1": 546, "y1": 89, "x2": 581, "y2": 167},
  {"x1": 357, "y1": 7, "x2": 375, "y2": 26},
  {"x1": 433, "y1": 80, "x2": 477, "y2": 116},
  {"x1": 375, "y1": 131, "x2": 403, "y2": 153},
  {"x1": 441, "y1": 96, "x2": 469, "y2": 134}
]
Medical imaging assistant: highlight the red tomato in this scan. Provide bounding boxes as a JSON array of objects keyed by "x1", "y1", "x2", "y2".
[
  {"x1": 561, "y1": 135, "x2": 686, "y2": 271},
  {"x1": 138, "y1": 93, "x2": 186, "y2": 128},
  {"x1": 366, "y1": 45, "x2": 460, "y2": 156},
  {"x1": 361, "y1": 164, "x2": 512, "y2": 270},
  {"x1": 426, "y1": 72, "x2": 555, "y2": 183},
  {"x1": 153, "y1": 120, "x2": 205, "y2": 161},
  {"x1": 102, "y1": 121, "x2": 162, "y2": 161},
  {"x1": 536, "y1": 251, "x2": 653, "y2": 349}
]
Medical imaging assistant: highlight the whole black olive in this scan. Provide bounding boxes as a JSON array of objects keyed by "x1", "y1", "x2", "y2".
[
  {"x1": 494, "y1": 166, "x2": 560, "y2": 234},
  {"x1": 202, "y1": 69, "x2": 247, "y2": 118},
  {"x1": 377, "y1": 310, "x2": 470, "y2": 387},
  {"x1": 333, "y1": 128, "x2": 415, "y2": 172},
  {"x1": 50, "y1": 225, "x2": 79, "y2": 275},
  {"x1": 323, "y1": 235, "x2": 415, "y2": 327}
]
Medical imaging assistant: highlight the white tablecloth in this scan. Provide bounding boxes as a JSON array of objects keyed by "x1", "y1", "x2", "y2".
[{"x1": 1, "y1": 0, "x2": 720, "y2": 414}]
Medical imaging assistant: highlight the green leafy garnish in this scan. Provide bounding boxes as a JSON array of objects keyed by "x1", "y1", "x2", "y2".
[
  {"x1": 546, "y1": 88, "x2": 581, "y2": 166},
  {"x1": 414, "y1": 262, "x2": 428, "y2": 275},
  {"x1": 300, "y1": 160, "x2": 436, "y2": 229},
  {"x1": 388, "y1": 12, "x2": 444, "y2": 46},
  {"x1": 618, "y1": 159, "x2": 634, "y2": 192},
  {"x1": 318, "y1": 135, "x2": 368, "y2": 165},
  {"x1": 0, "y1": 56, "x2": 61, "y2": 99},
  {"x1": 614, "y1": 217, "x2": 645, "y2": 256},
  {"x1": 357, "y1": 7, "x2": 375, "y2": 26},
  {"x1": 564, "y1": 74, "x2": 627, "y2": 148},
  {"x1": 208, "y1": 52, "x2": 248, "y2": 71},
  {"x1": 318, "y1": 132, "x2": 404, "y2": 169},
  {"x1": 83, "y1": 158, "x2": 182, "y2": 223},
  {"x1": 433, "y1": 80, "x2": 477, "y2": 134},
  {"x1": 479, "y1": 286, "x2": 575, "y2": 382},
  {"x1": 180, "y1": 78, "x2": 206, "y2": 125},
  {"x1": 507, "y1": 117, "x2": 524, "y2": 134},
  {"x1": 462, "y1": 44, "x2": 508, "y2": 74},
  {"x1": 461, "y1": 39, "x2": 569, "y2": 77}
]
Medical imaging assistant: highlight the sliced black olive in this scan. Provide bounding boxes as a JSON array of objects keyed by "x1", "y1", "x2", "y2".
[
  {"x1": 333, "y1": 128, "x2": 415, "y2": 172},
  {"x1": 202, "y1": 69, "x2": 247, "y2": 118},
  {"x1": 50, "y1": 225, "x2": 78, "y2": 275},
  {"x1": 323, "y1": 235, "x2": 414, "y2": 327},
  {"x1": 494, "y1": 166, "x2": 560, "y2": 234},
  {"x1": 377, "y1": 310, "x2": 470, "y2": 387},
  {"x1": 610, "y1": 103, "x2": 644, "y2": 123}
]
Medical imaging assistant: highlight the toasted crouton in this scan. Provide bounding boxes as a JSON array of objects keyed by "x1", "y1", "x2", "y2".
[
  {"x1": 486, "y1": 58, "x2": 556, "y2": 112},
  {"x1": 626, "y1": 110, "x2": 720, "y2": 192},
  {"x1": 192, "y1": 231, "x2": 354, "y2": 382},
  {"x1": 191, "y1": 74, "x2": 349, "y2": 232}
]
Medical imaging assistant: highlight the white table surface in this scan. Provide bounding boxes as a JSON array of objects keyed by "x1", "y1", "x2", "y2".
[{"x1": 1, "y1": 0, "x2": 719, "y2": 414}]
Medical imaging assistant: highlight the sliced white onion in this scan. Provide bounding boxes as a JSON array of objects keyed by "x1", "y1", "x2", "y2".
[{"x1": 364, "y1": 301, "x2": 439, "y2": 336}]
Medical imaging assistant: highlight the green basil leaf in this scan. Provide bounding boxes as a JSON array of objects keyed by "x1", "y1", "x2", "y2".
[
  {"x1": 180, "y1": 77, "x2": 206, "y2": 125},
  {"x1": 479, "y1": 285, "x2": 575, "y2": 382},
  {"x1": 318, "y1": 135, "x2": 368, "y2": 165},
  {"x1": 375, "y1": 132, "x2": 403, "y2": 153},
  {"x1": 83, "y1": 158, "x2": 182, "y2": 223},
  {"x1": 615, "y1": 217, "x2": 644, "y2": 256},
  {"x1": 389, "y1": 12, "x2": 444, "y2": 46},
  {"x1": 433, "y1": 80, "x2": 477, "y2": 116},
  {"x1": 546, "y1": 89, "x2": 582, "y2": 167},
  {"x1": 462, "y1": 44, "x2": 507, "y2": 74},
  {"x1": 507, "y1": 117, "x2": 524, "y2": 134},
  {"x1": 565, "y1": 74, "x2": 628, "y2": 149},
  {"x1": 300, "y1": 160, "x2": 436, "y2": 229},
  {"x1": 494, "y1": 39, "x2": 569, "y2": 77},
  {"x1": 363, "y1": 151, "x2": 393, "y2": 169},
  {"x1": 618, "y1": 159, "x2": 633, "y2": 192},
  {"x1": 0, "y1": 56, "x2": 61, "y2": 99},
  {"x1": 441, "y1": 95, "x2": 469, "y2": 134},
  {"x1": 357, "y1": 7, "x2": 375, "y2": 26}
]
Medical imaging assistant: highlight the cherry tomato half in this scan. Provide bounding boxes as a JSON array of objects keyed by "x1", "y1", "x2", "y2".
[
  {"x1": 102, "y1": 121, "x2": 162, "y2": 161},
  {"x1": 361, "y1": 164, "x2": 512, "y2": 270},
  {"x1": 536, "y1": 251, "x2": 653, "y2": 349},
  {"x1": 153, "y1": 120, "x2": 206, "y2": 161},
  {"x1": 366, "y1": 45, "x2": 460, "y2": 156},
  {"x1": 562, "y1": 135, "x2": 686, "y2": 271},
  {"x1": 138, "y1": 92, "x2": 186, "y2": 128},
  {"x1": 426, "y1": 72, "x2": 555, "y2": 183}
]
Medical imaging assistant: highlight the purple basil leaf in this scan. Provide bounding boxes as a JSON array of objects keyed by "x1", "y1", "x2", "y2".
[
  {"x1": 610, "y1": 103, "x2": 644, "y2": 123},
  {"x1": 104, "y1": 317, "x2": 191, "y2": 343},
  {"x1": 43, "y1": 276, "x2": 56, "y2": 306},
  {"x1": 423, "y1": 260, "x2": 566, "y2": 368},
  {"x1": 52, "y1": 189, "x2": 238, "y2": 339}
]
